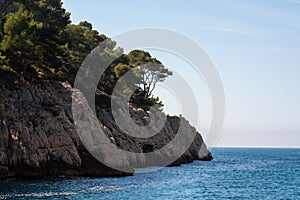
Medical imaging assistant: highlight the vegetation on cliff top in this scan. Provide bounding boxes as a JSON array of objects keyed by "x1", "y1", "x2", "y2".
[{"x1": 0, "y1": 0, "x2": 172, "y2": 110}]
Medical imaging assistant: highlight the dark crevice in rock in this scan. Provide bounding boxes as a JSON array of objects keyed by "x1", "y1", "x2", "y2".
[{"x1": 0, "y1": 79, "x2": 212, "y2": 179}]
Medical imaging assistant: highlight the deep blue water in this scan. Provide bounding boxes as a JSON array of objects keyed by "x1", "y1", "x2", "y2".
[{"x1": 0, "y1": 148, "x2": 299, "y2": 199}]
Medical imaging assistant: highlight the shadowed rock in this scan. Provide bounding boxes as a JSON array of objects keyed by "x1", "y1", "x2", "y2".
[{"x1": 0, "y1": 80, "x2": 212, "y2": 179}]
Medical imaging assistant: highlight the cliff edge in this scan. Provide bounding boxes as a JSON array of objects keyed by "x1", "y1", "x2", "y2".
[{"x1": 0, "y1": 79, "x2": 212, "y2": 178}]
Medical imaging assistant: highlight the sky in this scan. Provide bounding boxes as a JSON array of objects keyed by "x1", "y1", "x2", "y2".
[{"x1": 62, "y1": 0, "x2": 300, "y2": 148}]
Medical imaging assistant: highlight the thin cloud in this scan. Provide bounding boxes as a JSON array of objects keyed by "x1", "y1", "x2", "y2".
[
  {"x1": 201, "y1": 26, "x2": 259, "y2": 36},
  {"x1": 284, "y1": 0, "x2": 300, "y2": 4}
]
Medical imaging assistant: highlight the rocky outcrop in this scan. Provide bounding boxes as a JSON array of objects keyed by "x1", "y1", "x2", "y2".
[{"x1": 0, "y1": 79, "x2": 212, "y2": 179}]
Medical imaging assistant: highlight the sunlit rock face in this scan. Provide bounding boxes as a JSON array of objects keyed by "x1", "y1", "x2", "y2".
[{"x1": 0, "y1": 80, "x2": 212, "y2": 179}]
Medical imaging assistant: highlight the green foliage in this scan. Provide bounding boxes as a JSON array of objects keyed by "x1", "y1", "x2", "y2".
[
  {"x1": 113, "y1": 63, "x2": 131, "y2": 78},
  {"x1": 97, "y1": 49, "x2": 172, "y2": 110},
  {"x1": 131, "y1": 93, "x2": 163, "y2": 111},
  {"x1": 64, "y1": 23, "x2": 106, "y2": 69},
  {"x1": 79, "y1": 21, "x2": 93, "y2": 30},
  {"x1": 0, "y1": 0, "x2": 172, "y2": 111},
  {"x1": 0, "y1": 0, "x2": 108, "y2": 82},
  {"x1": 128, "y1": 50, "x2": 155, "y2": 66},
  {"x1": 127, "y1": 50, "x2": 173, "y2": 98},
  {"x1": 18, "y1": 0, "x2": 70, "y2": 29},
  {"x1": 0, "y1": 7, "x2": 42, "y2": 73},
  {"x1": 0, "y1": 3, "x2": 69, "y2": 78},
  {"x1": 0, "y1": 52, "x2": 8, "y2": 66}
]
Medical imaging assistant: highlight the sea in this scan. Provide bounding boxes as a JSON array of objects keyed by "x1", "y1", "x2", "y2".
[{"x1": 0, "y1": 148, "x2": 299, "y2": 199}]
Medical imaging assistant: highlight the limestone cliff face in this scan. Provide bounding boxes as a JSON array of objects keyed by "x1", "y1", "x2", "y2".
[{"x1": 0, "y1": 80, "x2": 212, "y2": 178}]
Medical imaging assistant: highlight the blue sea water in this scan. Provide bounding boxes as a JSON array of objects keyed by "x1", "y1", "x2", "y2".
[{"x1": 0, "y1": 148, "x2": 299, "y2": 199}]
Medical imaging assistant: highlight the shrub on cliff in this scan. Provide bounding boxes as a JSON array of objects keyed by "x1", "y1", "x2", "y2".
[{"x1": 0, "y1": 0, "x2": 172, "y2": 110}]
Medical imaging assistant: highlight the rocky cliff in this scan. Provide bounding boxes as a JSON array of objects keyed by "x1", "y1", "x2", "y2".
[{"x1": 0, "y1": 78, "x2": 212, "y2": 179}]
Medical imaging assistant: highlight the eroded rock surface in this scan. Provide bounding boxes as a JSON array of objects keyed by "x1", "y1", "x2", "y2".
[{"x1": 0, "y1": 80, "x2": 212, "y2": 178}]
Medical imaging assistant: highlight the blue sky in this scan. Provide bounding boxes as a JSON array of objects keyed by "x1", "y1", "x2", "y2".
[{"x1": 62, "y1": 0, "x2": 300, "y2": 147}]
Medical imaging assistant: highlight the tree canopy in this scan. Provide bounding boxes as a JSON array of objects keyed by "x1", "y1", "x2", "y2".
[
  {"x1": 128, "y1": 50, "x2": 172, "y2": 98},
  {"x1": 0, "y1": 0, "x2": 172, "y2": 110}
]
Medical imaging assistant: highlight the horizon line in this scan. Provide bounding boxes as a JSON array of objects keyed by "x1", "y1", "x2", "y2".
[{"x1": 210, "y1": 146, "x2": 300, "y2": 149}]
